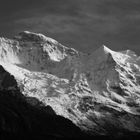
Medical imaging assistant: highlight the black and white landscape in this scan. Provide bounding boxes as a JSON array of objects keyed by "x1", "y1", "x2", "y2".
[
  {"x1": 0, "y1": 0, "x2": 140, "y2": 139},
  {"x1": 0, "y1": 31, "x2": 140, "y2": 139}
]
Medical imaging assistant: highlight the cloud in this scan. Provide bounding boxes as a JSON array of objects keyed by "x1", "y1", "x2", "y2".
[
  {"x1": 14, "y1": 15, "x2": 79, "y2": 33},
  {"x1": 1, "y1": 0, "x2": 140, "y2": 53},
  {"x1": 13, "y1": 12, "x2": 122, "y2": 52}
]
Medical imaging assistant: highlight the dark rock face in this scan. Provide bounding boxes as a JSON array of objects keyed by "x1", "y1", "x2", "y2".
[
  {"x1": 0, "y1": 92, "x2": 83, "y2": 139},
  {"x1": 0, "y1": 66, "x2": 17, "y2": 91},
  {"x1": 0, "y1": 66, "x2": 84, "y2": 139}
]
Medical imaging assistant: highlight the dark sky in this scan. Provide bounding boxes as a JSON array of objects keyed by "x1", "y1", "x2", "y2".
[{"x1": 0, "y1": 0, "x2": 140, "y2": 54}]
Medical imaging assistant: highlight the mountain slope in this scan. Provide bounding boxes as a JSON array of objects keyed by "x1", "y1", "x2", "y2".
[{"x1": 0, "y1": 31, "x2": 140, "y2": 136}]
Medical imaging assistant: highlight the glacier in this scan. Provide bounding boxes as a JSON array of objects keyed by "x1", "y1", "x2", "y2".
[{"x1": 0, "y1": 31, "x2": 140, "y2": 136}]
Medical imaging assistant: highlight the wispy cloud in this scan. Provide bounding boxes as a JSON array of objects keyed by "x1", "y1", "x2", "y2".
[
  {"x1": 1, "y1": 0, "x2": 140, "y2": 53},
  {"x1": 13, "y1": 12, "x2": 122, "y2": 52}
]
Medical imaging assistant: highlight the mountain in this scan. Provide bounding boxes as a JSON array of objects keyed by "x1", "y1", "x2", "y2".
[{"x1": 0, "y1": 31, "x2": 140, "y2": 138}]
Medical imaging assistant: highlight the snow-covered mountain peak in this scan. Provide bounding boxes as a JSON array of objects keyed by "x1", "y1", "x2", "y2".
[
  {"x1": 98, "y1": 45, "x2": 113, "y2": 54},
  {"x1": 15, "y1": 31, "x2": 54, "y2": 42},
  {"x1": 15, "y1": 31, "x2": 79, "y2": 62},
  {"x1": 87, "y1": 45, "x2": 116, "y2": 68},
  {"x1": 1, "y1": 31, "x2": 140, "y2": 136}
]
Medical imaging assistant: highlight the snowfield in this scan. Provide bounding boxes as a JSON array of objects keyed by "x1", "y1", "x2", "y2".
[{"x1": 0, "y1": 31, "x2": 140, "y2": 135}]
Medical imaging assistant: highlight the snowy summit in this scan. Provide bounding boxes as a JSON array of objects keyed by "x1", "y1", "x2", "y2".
[{"x1": 0, "y1": 31, "x2": 140, "y2": 136}]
